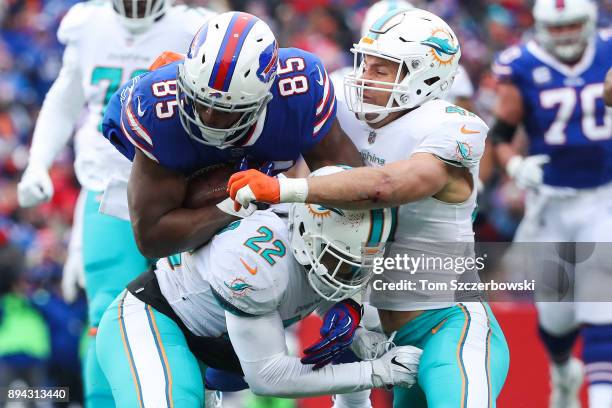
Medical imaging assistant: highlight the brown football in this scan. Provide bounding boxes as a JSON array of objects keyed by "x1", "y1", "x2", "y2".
[{"x1": 183, "y1": 164, "x2": 234, "y2": 209}]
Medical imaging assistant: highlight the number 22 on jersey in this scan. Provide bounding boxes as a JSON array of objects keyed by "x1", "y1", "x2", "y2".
[{"x1": 244, "y1": 226, "x2": 286, "y2": 265}]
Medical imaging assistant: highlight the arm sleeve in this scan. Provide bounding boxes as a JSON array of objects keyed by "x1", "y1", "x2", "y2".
[
  {"x1": 28, "y1": 44, "x2": 85, "y2": 169},
  {"x1": 300, "y1": 53, "x2": 337, "y2": 150},
  {"x1": 226, "y1": 310, "x2": 375, "y2": 397},
  {"x1": 101, "y1": 83, "x2": 137, "y2": 161}
]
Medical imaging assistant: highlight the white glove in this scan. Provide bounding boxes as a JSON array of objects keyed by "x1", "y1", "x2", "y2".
[
  {"x1": 506, "y1": 154, "x2": 550, "y2": 190},
  {"x1": 17, "y1": 164, "x2": 54, "y2": 207},
  {"x1": 351, "y1": 328, "x2": 394, "y2": 361},
  {"x1": 61, "y1": 248, "x2": 85, "y2": 303},
  {"x1": 371, "y1": 345, "x2": 422, "y2": 389},
  {"x1": 216, "y1": 197, "x2": 256, "y2": 218}
]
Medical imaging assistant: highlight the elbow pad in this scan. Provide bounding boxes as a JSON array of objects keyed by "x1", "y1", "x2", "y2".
[{"x1": 489, "y1": 119, "x2": 517, "y2": 145}]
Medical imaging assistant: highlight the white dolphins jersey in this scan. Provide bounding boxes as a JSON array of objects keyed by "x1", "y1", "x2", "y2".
[
  {"x1": 155, "y1": 210, "x2": 322, "y2": 337},
  {"x1": 334, "y1": 96, "x2": 488, "y2": 246},
  {"x1": 332, "y1": 75, "x2": 488, "y2": 310},
  {"x1": 57, "y1": 1, "x2": 212, "y2": 191}
]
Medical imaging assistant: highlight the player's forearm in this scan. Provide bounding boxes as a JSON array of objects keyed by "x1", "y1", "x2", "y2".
[
  {"x1": 305, "y1": 158, "x2": 445, "y2": 209},
  {"x1": 132, "y1": 205, "x2": 237, "y2": 258},
  {"x1": 227, "y1": 311, "x2": 375, "y2": 398},
  {"x1": 242, "y1": 355, "x2": 374, "y2": 398},
  {"x1": 29, "y1": 45, "x2": 84, "y2": 168},
  {"x1": 494, "y1": 143, "x2": 520, "y2": 170}
]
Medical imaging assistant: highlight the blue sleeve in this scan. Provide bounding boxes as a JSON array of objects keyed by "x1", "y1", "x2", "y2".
[
  {"x1": 275, "y1": 49, "x2": 337, "y2": 152},
  {"x1": 101, "y1": 80, "x2": 137, "y2": 161},
  {"x1": 302, "y1": 51, "x2": 337, "y2": 150},
  {"x1": 103, "y1": 64, "x2": 198, "y2": 171},
  {"x1": 117, "y1": 78, "x2": 160, "y2": 164}
]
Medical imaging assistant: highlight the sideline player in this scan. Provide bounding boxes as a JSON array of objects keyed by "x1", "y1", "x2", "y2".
[
  {"x1": 228, "y1": 8, "x2": 509, "y2": 407},
  {"x1": 490, "y1": 0, "x2": 612, "y2": 406},
  {"x1": 101, "y1": 11, "x2": 364, "y2": 261},
  {"x1": 16, "y1": 1, "x2": 214, "y2": 406},
  {"x1": 96, "y1": 166, "x2": 422, "y2": 407}
]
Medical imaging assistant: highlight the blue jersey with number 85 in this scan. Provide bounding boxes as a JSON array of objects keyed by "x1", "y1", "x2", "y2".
[{"x1": 101, "y1": 48, "x2": 337, "y2": 176}]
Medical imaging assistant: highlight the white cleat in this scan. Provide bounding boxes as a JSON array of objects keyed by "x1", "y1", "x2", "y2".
[{"x1": 550, "y1": 357, "x2": 584, "y2": 408}]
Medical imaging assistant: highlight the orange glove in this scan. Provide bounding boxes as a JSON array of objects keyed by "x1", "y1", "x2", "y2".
[
  {"x1": 227, "y1": 169, "x2": 280, "y2": 211},
  {"x1": 148, "y1": 51, "x2": 184, "y2": 70}
]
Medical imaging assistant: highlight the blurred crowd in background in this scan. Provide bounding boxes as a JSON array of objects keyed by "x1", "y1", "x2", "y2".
[{"x1": 0, "y1": 0, "x2": 609, "y2": 405}]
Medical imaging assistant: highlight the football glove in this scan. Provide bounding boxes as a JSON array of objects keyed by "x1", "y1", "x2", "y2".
[
  {"x1": 506, "y1": 154, "x2": 550, "y2": 189},
  {"x1": 227, "y1": 170, "x2": 308, "y2": 211},
  {"x1": 301, "y1": 299, "x2": 362, "y2": 370},
  {"x1": 17, "y1": 164, "x2": 53, "y2": 207},
  {"x1": 371, "y1": 345, "x2": 422, "y2": 389}
]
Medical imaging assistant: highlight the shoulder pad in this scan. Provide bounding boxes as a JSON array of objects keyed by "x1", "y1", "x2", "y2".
[
  {"x1": 492, "y1": 45, "x2": 524, "y2": 82},
  {"x1": 57, "y1": 1, "x2": 109, "y2": 45},
  {"x1": 166, "y1": 5, "x2": 217, "y2": 36},
  {"x1": 413, "y1": 101, "x2": 488, "y2": 168}
]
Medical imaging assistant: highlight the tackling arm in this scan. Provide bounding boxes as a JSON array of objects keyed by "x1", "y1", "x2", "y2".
[
  {"x1": 226, "y1": 310, "x2": 375, "y2": 397},
  {"x1": 304, "y1": 153, "x2": 449, "y2": 209},
  {"x1": 128, "y1": 150, "x2": 237, "y2": 258}
]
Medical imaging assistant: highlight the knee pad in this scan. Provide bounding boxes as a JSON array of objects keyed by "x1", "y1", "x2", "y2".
[
  {"x1": 539, "y1": 325, "x2": 579, "y2": 364},
  {"x1": 537, "y1": 302, "x2": 578, "y2": 335},
  {"x1": 582, "y1": 324, "x2": 612, "y2": 385}
]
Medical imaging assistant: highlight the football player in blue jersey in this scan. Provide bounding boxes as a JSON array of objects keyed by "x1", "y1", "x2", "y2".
[
  {"x1": 491, "y1": 0, "x2": 612, "y2": 406},
  {"x1": 101, "y1": 11, "x2": 362, "y2": 260}
]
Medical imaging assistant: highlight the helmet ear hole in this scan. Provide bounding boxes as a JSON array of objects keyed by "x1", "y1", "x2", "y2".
[
  {"x1": 299, "y1": 222, "x2": 305, "y2": 237},
  {"x1": 424, "y1": 76, "x2": 440, "y2": 86},
  {"x1": 201, "y1": 54, "x2": 206, "y2": 64},
  {"x1": 244, "y1": 69, "x2": 251, "y2": 78},
  {"x1": 416, "y1": 89, "x2": 422, "y2": 95}
]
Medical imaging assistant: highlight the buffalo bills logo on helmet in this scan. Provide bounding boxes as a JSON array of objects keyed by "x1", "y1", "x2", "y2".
[
  {"x1": 187, "y1": 23, "x2": 209, "y2": 59},
  {"x1": 256, "y1": 41, "x2": 278, "y2": 84}
]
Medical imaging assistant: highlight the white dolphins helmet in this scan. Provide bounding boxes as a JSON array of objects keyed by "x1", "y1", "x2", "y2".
[
  {"x1": 111, "y1": 0, "x2": 173, "y2": 33},
  {"x1": 533, "y1": 0, "x2": 597, "y2": 62},
  {"x1": 177, "y1": 12, "x2": 278, "y2": 148},
  {"x1": 345, "y1": 8, "x2": 460, "y2": 124},
  {"x1": 289, "y1": 166, "x2": 396, "y2": 301},
  {"x1": 361, "y1": 0, "x2": 414, "y2": 37}
]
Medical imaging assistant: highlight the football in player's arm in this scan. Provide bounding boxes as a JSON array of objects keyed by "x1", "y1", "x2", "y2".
[
  {"x1": 228, "y1": 9, "x2": 510, "y2": 408},
  {"x1": 101, "y1": 12, "x2": 362, "y2": 259},
  {"x1": 95, "y1": 168, "x2": 421, "y2": 406}
]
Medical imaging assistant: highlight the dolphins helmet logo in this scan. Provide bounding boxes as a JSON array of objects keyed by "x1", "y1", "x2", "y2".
[{"x1": 421, "y1": 28, "x2": 459, "y2": 66}]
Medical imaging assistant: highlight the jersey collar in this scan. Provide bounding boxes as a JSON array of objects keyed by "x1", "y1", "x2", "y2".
[{"x1": 526, "y1": 38, "x2": 596, "y2": 78}]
